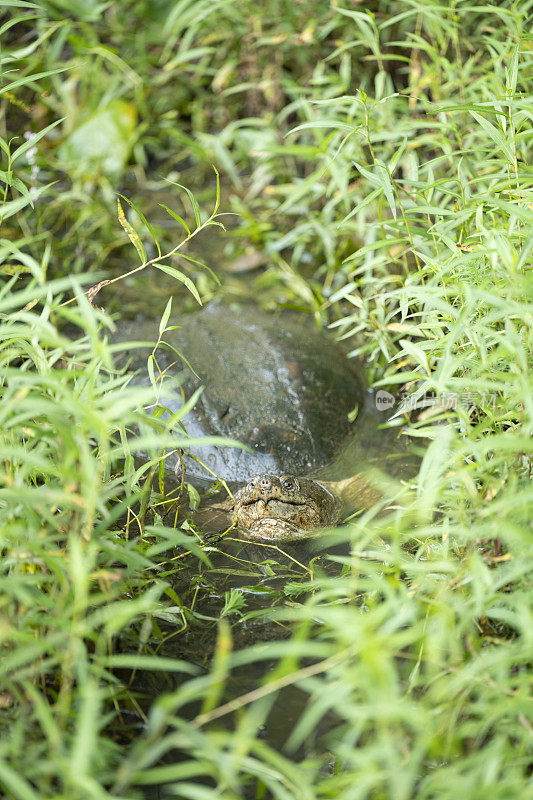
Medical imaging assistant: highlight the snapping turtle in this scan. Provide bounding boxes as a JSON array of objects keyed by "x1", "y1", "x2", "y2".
[
  {"x1": 202, "y1": 463, "x2": 386, "y2": 542},
  {"x1": 114, "y1": 302, "x2": 365, "y2": 483}
]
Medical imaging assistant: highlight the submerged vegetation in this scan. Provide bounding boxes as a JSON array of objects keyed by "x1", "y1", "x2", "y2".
[{"x1": 1, "y1": 1, "x2": 532, "y2": 798}]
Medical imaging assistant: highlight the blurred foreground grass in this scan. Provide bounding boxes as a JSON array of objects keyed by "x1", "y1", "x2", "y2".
[{"x1": 1, "y1": 1, "x2": 532, "y2": 798}]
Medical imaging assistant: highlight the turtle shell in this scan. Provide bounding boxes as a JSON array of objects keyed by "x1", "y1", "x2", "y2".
[{"x1": 114, "y1": 303, "x2": 365, "y2": 482}]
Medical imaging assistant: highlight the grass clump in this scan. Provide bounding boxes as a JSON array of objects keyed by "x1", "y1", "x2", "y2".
[{"x1": 1, "y1": 2, "x2": 533, "y2": 799}]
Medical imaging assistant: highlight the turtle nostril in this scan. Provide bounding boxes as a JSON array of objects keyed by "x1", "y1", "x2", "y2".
[{"x1": 259, "y1": 476, "x2": 271, "y2": 491}]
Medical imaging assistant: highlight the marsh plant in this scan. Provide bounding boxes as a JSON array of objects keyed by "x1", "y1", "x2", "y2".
[{"x1": 1, "y1": 1, "x2": 532, "y2": 799}]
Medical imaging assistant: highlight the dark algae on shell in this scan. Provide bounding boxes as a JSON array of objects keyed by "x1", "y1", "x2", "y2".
[{"x1": 113, "y1": 302, "x2": 365, "y2": 482}]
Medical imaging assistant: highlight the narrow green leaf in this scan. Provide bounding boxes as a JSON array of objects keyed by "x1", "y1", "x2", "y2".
[
  {"x1": 0, "y1": 66, "x2": 72, "y2": 96},
  {"x1": 165, "y1": 179, "x2": 202, "y2": 227},
  {"x1": 0, "y1": 13, "x2": 41, "y2": 39},
  {"x1": 213, "y1": 164, "x2": 220, "y2": 215},
  {"x1": 187, "y1": 482, "x2": 201, "y2": 511},
  {"x1": 165, "y1": 386, "x2": 204, "y2": 427},
  {"x1": 489, "y1": 197, "x2": 533, "y2": 225},
  {"x1": 338, "y1": 186, "x2": 381, "y2": 226},
  {"x1": 2, "y1": 19, "x2": 61, "y2": 63},
  {"x1": 158, "y1": 203, "x2": 190, "y2": 236},
  {"x1": 70, "y1": 678, "x2": 99, "y2": 778},
  {"x1": 118, "y1": 194, "x2": 161, "y2": 256},
  {"x1": 388, "y1": 138, "x2": 407, "y2": 175},
  {"x1": 152, "y1": 341, "x2": 199, "y2": 380},
  {"x1": 158, "y1": 452, "x2": 166, "y2": 493},
  {"x1": 159, "y1": 297, "x2": 173, "y2": 335},
  {"x1": 117, "y1": 197, "x2": 146, "y2": 263},
  {"x1": 0, "y1": 184, "x2": 50, "y2": 221},
  {"x1": 399, "y1": 338, "x2": 430, "y2": 374},
  {"x1": 0, "y1": 762, "x2": 40, "y2": 800},
  {"x1": 174, "y1": 251, "x2": 209, "y2": 270},
  {"x1": 99, "y1": 654, "x2": 198, "y2": 673},
  {"x1": 155, "y1": 263, "x2": 202, "y2": 305},
  {"x1": 417, "y1": 425, "x2": 454, "y2": 511},
  {"x1": 352, "y1": 160, "x2": 380, "y2": 187},
  {"x1": 343, "y1": 236, "x2": 407, "y2": 263},
  {"x1": 200, "y1": 619, "x2": 232, "y2": 715},
  {"x1": 287, "y1": 120, "x2": 359, "y2": 135},
  {"x1": 11, "y1": 118, "x2": 65, "y2": 164},
  {"x1": 437, "y1": 102, "x2": 509, "y2": 116},
  {"x1": 133, "y1": 763, "x2": 212, "y2": 786},
  {"x1": 470, "y1": 111, "x2": 514, "y2": 163},
  {"x1": 506, "y1": 42, "x2": 519, "y2": 94},
  {"x1": 147, "y1": 354, "x2": 156, "y2": 389},
  {"x1": 375, "y1": 160, "x2": 397, "y2": 219}
]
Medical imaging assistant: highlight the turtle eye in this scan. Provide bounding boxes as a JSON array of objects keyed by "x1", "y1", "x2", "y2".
[{"x1": 281, "y1": 477, "x2": 297, "y2": 491}]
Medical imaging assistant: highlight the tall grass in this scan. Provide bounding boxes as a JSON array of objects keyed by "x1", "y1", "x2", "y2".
[{"x1": 1, "y1": 1, "x2": 532, "y2": 799}]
